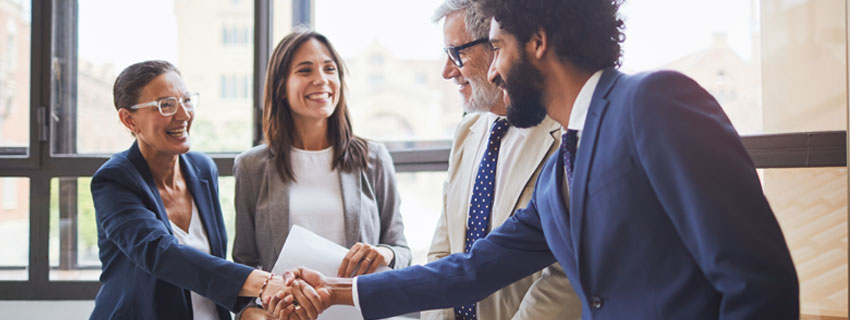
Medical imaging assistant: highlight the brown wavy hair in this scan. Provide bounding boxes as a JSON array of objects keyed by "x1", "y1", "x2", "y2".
[{"x1": 262, "y1": 27, "x2": 368, "y2": 183}]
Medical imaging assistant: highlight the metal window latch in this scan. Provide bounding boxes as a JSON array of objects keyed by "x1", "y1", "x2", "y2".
[{"x1": 38, "y1": 106, "x2": 48, "y2": 142}]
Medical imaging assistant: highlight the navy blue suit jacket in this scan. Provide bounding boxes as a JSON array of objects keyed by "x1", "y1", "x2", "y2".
[
  {"x1": 357, "y1": 69, "x2": 799, "y2": 319},
  {"x1": 90, "y1": 142, "x2": 254, "y2": 319}
]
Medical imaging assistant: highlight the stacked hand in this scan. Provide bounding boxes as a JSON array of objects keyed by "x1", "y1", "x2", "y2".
[{"x1": 261, "y1": 268, "x2": 334, "y2": 320}]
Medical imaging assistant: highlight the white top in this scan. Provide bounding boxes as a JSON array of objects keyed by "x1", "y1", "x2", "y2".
[
  {"x1": 169, "y1": 201, "x2": 219, "y2": 320},
  {"x1": 469, "y1": 113, "x2": 532, "y2": 230},
  {"x1": 289, "y1": 146, "x2": 346, "y2": 246},
  {"x1": 354, "y1": 70, "x2": 607, "y2": 314}
]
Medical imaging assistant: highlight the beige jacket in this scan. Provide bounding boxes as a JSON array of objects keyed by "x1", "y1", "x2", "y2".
[{"x1": 422, "y1": 113, "x2": 581, "y2": 320}]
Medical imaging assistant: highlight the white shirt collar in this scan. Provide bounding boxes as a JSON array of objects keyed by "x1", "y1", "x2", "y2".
[{"x1": 566, "y1": 70, "x2": 604, "y2": 131}]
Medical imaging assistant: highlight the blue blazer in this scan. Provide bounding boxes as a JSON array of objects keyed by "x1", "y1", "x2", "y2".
[
  {"x1": 356, "y1": 69, "x2": 799, "y2": 319},
  {"x1": 90, "y1": 142, "x2": 254, "y2": 319}
]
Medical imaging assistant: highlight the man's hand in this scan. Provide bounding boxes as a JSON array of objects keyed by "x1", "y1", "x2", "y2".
[
  {"x1": 267, "y1": 267, "x2": 358, "y2": 319},
  {"x1": 338, "y1": 243, "x2": 394, "y2": 277},
  {"x1": 265, "y1": 268, "x2": 333, "y2": 320}
]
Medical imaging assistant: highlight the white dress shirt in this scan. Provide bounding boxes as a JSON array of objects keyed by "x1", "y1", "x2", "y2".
[
  {"x1": 565, "y1": 69, "x2": 604, "y2": 146},
  {"x1": 562, "y1": 70, "x2": 603, "y2": 196}
]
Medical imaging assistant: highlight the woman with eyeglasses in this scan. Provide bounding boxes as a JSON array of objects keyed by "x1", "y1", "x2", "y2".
[
  {"x1": 90, "y1": 60, "x2": 309, "y2": 319},
  {"x1": 232, "y1": 28, "x2": 411, "y2": 319}
]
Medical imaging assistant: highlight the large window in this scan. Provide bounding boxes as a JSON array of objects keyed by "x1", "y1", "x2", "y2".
[
  {"x1": 64, "y1": 0, "x2": 256, "y2": 155},
  {"x1": 315, "y1": 0, "x2": 458, "y2": 144}
]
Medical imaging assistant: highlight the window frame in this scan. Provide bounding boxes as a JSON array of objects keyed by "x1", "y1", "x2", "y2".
[{"x1": 0, "y1": 0, "x2": 846, "y2": 301}]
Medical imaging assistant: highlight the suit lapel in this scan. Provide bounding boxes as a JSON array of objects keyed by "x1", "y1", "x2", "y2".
[
  {"x1": 570, "y1": 68, "x2": 623, "y2": 264},
  {"x1": 492, "y1": 117, "x2": 559, "y2": 227},
  {"x1": 446, "y1": 116, "x2": 486, "y2": 252},
  {"x1": 340, "y1": 165, "x2": 362, "y2": 248},
  {"x1": 128, "y1": 142, "x2": 174, "y2": 234},
  {"x1": 266, "y1": 156, "x2": 290, "y2": 259},
  {"x1": 181, "y1": 155, "x2": 222, "y2": 257}
]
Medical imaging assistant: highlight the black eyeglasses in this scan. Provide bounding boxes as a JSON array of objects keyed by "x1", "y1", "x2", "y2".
[{"x1": 443, "y1": 38, "x2": 489, "y2": 68}]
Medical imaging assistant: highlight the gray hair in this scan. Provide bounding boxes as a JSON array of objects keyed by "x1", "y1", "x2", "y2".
[
  {"x1": 113, "y1": 60, "x2": 180, "y2": 111},
  {"x1": 431, "y1": 0, "x2": 491, "y2": 39}
]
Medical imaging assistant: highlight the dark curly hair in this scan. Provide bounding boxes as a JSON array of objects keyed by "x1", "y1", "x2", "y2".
[{"x1": 474, "y1": 0, "x2": 625, "y2": 71}]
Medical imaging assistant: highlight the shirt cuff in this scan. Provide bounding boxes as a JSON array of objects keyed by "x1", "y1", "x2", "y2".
[{"x1": 352, "y1": 276, "x2": 362, "y2": 313}]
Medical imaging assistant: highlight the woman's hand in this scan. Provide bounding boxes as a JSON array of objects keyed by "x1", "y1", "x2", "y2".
[
  {"x1": 266, "y1": 269, "x2": 332, "y2": 320},
  {"x1": 259, "y1": 272, "x2": 295, "y2": 302},
  {"x1": 337, "y1": 242, "x2": 394, "y2": 277},
  {"x1": 259, "y1": 272, "x2": 298, "y2": 319}
]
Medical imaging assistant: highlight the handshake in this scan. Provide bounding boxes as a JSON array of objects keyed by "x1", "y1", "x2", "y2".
[
  {"x1": 256, "y1": 267, "x2": 349, "y2": 320},
  {"x1": 249, "y1": 240, "x2": 391, "y2": 319}
]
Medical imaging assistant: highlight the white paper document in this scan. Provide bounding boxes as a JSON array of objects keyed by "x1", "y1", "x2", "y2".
[{"x1": 271, "y1": 225, "x2": 391, "y2": 320}]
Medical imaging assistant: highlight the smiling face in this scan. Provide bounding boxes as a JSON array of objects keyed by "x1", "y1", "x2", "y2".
[
  {"x1": 441, "y1": 11, "x2": 502, "y2": 114},
  {"x1": 487, "y1": 19, "x2": 548, "y2": 128},
  {"x1": 119, "y1": 71, "x2": 193, "y2": 157},
  {"x1": 285, "y1": 38, "x2": 341, "y2": 126}
]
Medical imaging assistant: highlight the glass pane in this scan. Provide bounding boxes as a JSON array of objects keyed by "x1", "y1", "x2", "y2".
[
  {"x1": 759, "y1": 1, "x2": 846, "y2": 134},
  {"x1": 219, "y1": 176, "x2": 236, "y2": 261},
  {"x1": 620, "y1": 0, "x2": 846, "y2": 135},
  {"x1": 315, "y1": 0, "x2": 460, "y2": 144},
  {"x1": 0, "y1": 1, "x2": 30, "y2": 156},
  {"x1": 764, "y1": 168, "x2": 848, "y2": 318},
  {"x1": 0, "y1": 177, "x2": 28, "y2": 280},
  {"x1": 395, "y1": 171, "x2": 447, "y2": 265},
  {"x1": 50, "y1": 177, "x2": 99, "y2": 281},
  {"x1": 61, "y1": 0, "x2": 254, "y2": 155},
  {"x1": 273, "y1": 0, "x2": 293, "y2": 45}
]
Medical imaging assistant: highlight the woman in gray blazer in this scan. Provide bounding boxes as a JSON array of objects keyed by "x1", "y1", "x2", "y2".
[{"x1": 232, "y1": 28, "x2": 411, "y2": 319}]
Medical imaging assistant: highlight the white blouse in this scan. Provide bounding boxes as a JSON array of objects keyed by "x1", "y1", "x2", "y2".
[
  {"x1": 288, "y1": 146, "x2": 346, "y2": 246},
  {"x1": 169, "y1": 201, "x2": 219, "y2": 320}
]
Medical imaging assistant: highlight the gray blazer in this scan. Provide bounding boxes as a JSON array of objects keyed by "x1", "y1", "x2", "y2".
[{"x1": 232, "y1": 141, "x2": 411, "y2": 275}]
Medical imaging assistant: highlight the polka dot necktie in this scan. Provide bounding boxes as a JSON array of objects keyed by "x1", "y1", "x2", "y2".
[
  {"x1": 562, "y1": 129, "x2": 579, "y2": 186},
  {"x1": 454, "y1": 118, "x2": 510, "y2": 320}
]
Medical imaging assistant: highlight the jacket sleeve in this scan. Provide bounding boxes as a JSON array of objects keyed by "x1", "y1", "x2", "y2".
[
  {"x1": 232, "y1": 154, "x2": 262, "y2": 269},
  {"x1": 92, "y1": 164, "x2": 255, "y2": 312},
  {"x1": 372, "y1": 143, "x2": 412, "y2": 269},
  {"x1": 630, "y1": 71, "x2": 798, "y2": 319},
  {"x1": 231, "y1": 154, "x2": 265, "y2": 317},
  {"x1": 357, "y1": 194, "x2": 556, "y2": 320}
]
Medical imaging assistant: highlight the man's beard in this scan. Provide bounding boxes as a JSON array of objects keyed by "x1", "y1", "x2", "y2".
[
  {"x1": 500, "y1": 55, "x2": 547, "y2": 128},
  {"x1": 462, "y1": 68, "x2": 501, "y2": 114}
]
